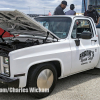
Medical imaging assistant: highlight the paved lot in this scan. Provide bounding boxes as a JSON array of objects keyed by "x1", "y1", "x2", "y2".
[{"x1": 1, "y1": 68, "x2": 100, "y2": 100}]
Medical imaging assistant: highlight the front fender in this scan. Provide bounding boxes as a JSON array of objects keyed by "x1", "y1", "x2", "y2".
[{"x1": 9, "y1": 40, "x2": 71, "y2": 87}]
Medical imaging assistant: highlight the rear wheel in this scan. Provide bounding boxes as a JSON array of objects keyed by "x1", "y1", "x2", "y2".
[{"x1": 27, "y1": 63, "x2": 57, "y2": 99}]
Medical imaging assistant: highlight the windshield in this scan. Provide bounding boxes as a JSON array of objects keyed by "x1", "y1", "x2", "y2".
[{"x1": 35, "y1": 17, "x2": 72, "y2": 39}]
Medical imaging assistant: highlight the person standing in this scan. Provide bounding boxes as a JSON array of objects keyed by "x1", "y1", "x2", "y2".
[
  {"x1": 65, "y1": 4, "x2": 76, "y2": 15},
  {"x1": 48, "y1": 11, "x2": 52, "y2": 16},
  {"x1": 84, "y1": 5, "x2": 99, "y2": 26},
  {"x1": 53, "y1": 1, "x2": 67, "y2": 15}
]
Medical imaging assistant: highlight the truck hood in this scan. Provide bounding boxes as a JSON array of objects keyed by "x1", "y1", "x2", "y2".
[{"x1": 0, "y1": 10, "x2": 59, "y2": 40}]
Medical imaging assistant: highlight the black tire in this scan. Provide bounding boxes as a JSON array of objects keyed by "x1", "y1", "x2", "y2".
[{"x1": 27, "y1": 63, "x2": 57, "y2": 99}]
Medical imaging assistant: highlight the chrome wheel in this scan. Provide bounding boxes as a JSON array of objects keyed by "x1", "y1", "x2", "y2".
[{"x1": 37, "y1": 69, "x2": 54, "y2": 89}]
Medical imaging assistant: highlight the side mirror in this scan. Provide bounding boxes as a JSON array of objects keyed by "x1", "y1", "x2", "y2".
[
  {"x1": 81, "y1": 32, "x2": 92, "y2": 39},
  {"x1": 74, "y1": 32, "x2": 92, "y2": 46}
]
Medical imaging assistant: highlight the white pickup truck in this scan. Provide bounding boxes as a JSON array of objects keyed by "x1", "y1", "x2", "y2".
[{"x1": 0, "y1": 10, "x2": 100, "y2": 99}]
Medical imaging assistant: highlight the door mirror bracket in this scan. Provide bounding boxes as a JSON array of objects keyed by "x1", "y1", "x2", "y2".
[
  {"x1": 75, "y1": 40, "x2": 80, "y2": 46},
  {"x1": 75, "y1": 37, "x2": 80, "y2": 46}
]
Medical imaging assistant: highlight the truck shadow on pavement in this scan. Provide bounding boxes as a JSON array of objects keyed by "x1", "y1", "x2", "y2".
[{"x1": 0, "y1": 68, "x2": 100, "y2": 100}]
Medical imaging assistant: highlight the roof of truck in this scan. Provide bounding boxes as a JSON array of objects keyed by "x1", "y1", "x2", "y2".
[{"x1": 36, "y1": 15, "x2": 90, "y2": 19}]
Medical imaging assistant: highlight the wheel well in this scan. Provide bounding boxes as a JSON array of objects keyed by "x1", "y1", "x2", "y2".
[
  {"x1": 27, "y1": 61, "x2": 61, "y2": 79},
  {"x1": 26, "y1": 61, "x2": 61, "y2": 87},
  {"x1": 50, "y1": 61, "x2": 61, "y2": 78}
]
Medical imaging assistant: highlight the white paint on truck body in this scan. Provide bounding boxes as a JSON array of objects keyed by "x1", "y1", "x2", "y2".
[
  {"x1": 9, "y1": 16, "x2": 100, "y2": 87},
  {"x1": 9, "y1": 39, "x2": 71, "y2": 87}
]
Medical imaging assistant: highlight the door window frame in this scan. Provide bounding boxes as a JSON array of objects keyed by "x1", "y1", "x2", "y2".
[
  {"x1": 71, "y1": 19, "x2": 94, "y2": 39},
  {"x1": 68, "y1": 18, "x2": 96, "y2": 40}
]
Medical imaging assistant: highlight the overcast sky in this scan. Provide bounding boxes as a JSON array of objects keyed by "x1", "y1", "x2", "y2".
[{"x1": 0, "y1": 0, "x2": 82, "y2": 14}]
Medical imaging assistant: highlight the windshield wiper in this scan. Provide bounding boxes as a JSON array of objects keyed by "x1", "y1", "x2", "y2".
[
  {"x1": 43, "y1": 31, "x2": 58, "y2": 43},
  {"x1": 43, "y1": 31, "x2": 49, "y2": 43}
]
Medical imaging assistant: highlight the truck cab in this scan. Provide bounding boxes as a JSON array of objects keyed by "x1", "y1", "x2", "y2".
[{"x1": 35, "y1": 16, "x2": 99, "y2": 74}]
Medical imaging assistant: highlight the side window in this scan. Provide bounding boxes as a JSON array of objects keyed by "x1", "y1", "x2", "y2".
[{"x1": 71, "y1": 20, "x2": 94, "y2": 39}]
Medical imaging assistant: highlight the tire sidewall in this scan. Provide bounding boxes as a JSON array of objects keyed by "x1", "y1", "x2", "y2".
[{"x1": 28, "y1": 63, "x2": 57, "y2": 98}]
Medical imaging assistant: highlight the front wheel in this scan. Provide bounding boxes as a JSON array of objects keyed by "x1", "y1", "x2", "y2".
[{"x1": 27, "y1": 63, "x2": 57, "y2": 99}]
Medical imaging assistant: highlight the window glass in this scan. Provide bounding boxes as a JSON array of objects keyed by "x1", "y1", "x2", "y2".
[
  {"x1": 35, "y1": 17, "x2": 72, "y2": 39},
  {"x1": 71, "y1": 20, "x2": 93, "y2": 39}
]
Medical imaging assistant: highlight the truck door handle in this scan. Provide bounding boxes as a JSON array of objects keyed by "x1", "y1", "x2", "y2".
[{"x1": 91, "y1": 40, "x2": 97, "y2": 42}]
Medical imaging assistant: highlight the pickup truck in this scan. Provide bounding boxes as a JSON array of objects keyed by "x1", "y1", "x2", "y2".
[{"x1": 0, "y1": 10, "x2": 100, "y2": 99}]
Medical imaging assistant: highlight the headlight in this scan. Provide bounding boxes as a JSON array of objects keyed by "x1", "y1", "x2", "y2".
[
  {"x1": 4, "y1": 67, "x2": 9, "y2": 75},
  {"x1": 3, "y1": 57, "x2": 8, "y2": 64},
  {"x1": 3, "y1": 57, "x2": 10, "y2": 75}
]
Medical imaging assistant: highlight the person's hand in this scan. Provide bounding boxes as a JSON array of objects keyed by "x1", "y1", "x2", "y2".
[{"x1": 96, "y1": 23, "x2": 99, "y2": 25}]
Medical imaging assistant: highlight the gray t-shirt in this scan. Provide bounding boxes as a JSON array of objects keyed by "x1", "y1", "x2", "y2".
[
  {"x1": 53, "y1": 5, "x2": 65, "y2": 15},
  {"x1": 65, "y1": 10, "x2": 76, "y2": 15}
]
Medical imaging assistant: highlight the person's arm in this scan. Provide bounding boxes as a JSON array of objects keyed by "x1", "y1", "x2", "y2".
[
  {"x1": 58, "y1": 8, "x2": 65, "y2": 15},
  {"x1": 60, "y1": 10, "x2": 65, "y2": 15},
  {"x1": 96, "y1": 11, "x2": 100, "y2": 25},
  {"x1": 97, "y1": 17, "x2": 99, "y2": 25}
]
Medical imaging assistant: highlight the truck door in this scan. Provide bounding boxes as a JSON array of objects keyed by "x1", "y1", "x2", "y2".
[{"x1": 70, "y1": 18, "x2": 99, "y2": 74}]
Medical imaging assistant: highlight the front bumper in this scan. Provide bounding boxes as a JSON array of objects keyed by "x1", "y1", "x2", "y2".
[{"x1": 0, "y1": 74, "x2": 19, "y2": 88}]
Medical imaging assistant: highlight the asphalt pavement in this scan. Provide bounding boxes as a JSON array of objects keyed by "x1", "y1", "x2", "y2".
[{"x1": 0, "y1": 68, "x2": 100, "y2": 100}]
